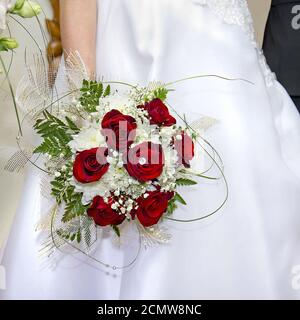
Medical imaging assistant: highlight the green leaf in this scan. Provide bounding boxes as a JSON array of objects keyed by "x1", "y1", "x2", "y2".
[
  {"x1": 62, "y1": 193, "x2": 87, "y2": 223},
  {"x1": 33, "y1": 111, "x2": 74, "y2": 158},
  {"x1": 79, "y1": 80, "x2": 111, "y2": 113},
  {"x1": 174, "y1": 192, "x2": 187, "y2": 205},
  {"x1": 33, "y1": 136, "x2": 72, "y2": 157},
  {"x1": 167, "y1": 198, "x2": 177, "y2": 215},
  {"x1": 76, "y1": 230, "x2": 82, "y2": 243},
  {"x1": 112, "y1": 225, "x2": 121, "y2": 237},
  {"x1": 153, "y1": 87, "x2": 169, "y2": 101},
  {"x1": 103, "y1": 85, "x2": 111, "y2": 97},
  {"x1": 51, "y1": 181, "x2": 69, "y2": 204},
  {"x1": 191, "y1": 132, "x2": 198, "y2": 140},
  {"x1": 65, "y1": 116, "x2": 80, "y2": 133},
  {"x1": 70, "y1": 233, "x2": 76, "y2": 241},
  {"x1": 176, "y1": 178, "x2": 197, "y2": 186},
  {"x1": 166, "y1": 192, "x2": 187, "y2": 216},
  {"x1": 56, "y1": 228, "x2": 82, "y2": 244}
]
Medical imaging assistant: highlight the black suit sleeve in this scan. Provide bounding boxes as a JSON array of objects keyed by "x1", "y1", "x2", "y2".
[{"x1": 263, "y1": 1, "x2": 300, "y2": 96}]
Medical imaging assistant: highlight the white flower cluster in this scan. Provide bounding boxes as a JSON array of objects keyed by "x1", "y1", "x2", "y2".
[{"x1": 69, "y1": 122, "x2": 106, "y2": 153}]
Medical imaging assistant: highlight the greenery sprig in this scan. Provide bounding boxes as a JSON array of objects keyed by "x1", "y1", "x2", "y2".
[
  {"x1": 33, "y1": 110, "x2": 79, "y2": 158},
  {"x1": 79, "y1": 79, "x2": 111, "y2": 113}
]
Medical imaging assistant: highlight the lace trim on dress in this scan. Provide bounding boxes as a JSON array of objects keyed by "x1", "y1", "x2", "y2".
[{"x1": 191, "y1": 0, "x2": 276, "y2": 87}]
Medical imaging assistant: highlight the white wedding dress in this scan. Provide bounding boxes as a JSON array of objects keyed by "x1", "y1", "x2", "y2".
[{"x1": 1, "y1": 0, "x2": 300, "y2": 300}]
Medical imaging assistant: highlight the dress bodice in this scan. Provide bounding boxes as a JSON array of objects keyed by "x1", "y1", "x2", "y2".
[
  {"x1": 97, "y1": 0, "x2": 275, "y2": 86},
  {"x1": 187, "y1": 0, "x2": 275, "y2": 86}
]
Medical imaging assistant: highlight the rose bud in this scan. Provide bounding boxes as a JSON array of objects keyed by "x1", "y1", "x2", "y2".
[
  {"x1": 10, "y1": 0, "x2": 42, "y2": 18},
  {"x1": 0, "y1": 37, "x2": 18, "y2": 51},
  {"x1": 140, "y1": 98, "x2": 176, "y2": 127}
]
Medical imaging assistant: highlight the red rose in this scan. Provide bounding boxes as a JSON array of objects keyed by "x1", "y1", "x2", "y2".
[
  {"x1": 141, "y1": 98, "x2": 176, "y2": 127},
  {"x1": 87, "y1": 196, "x2": 125, "y2": 226},
  {"x1": 101, "y1": 109, "x2": 137, "y2": 151},
  {"x1": 73, "y1": 147, "x2": 109, "y2": 183},
  {"x1": 136, "y1": 190, "x2": 174, "y2": 227},
  {"x1": 174, "y1": 132, "x2": 195, "y2": 168},
  {"x1": 124, "y1": 142, "x2": 164, "y2": 182}
]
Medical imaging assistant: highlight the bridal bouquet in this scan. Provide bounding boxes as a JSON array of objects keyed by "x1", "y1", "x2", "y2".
[
  {"x1": 33, "y1": 79, "x2": 199, "y2": 240},
  {"x1": 7, "y1": 52, "x2": 227, "y2": 267}
]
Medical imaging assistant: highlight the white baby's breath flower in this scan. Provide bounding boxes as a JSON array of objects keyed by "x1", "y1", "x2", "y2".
[
  {"x1": 147, "y1": 184, "x2": 157, "y2": 192},
  {"x1": 158, "y1": 143, "x2": 178, "y2": 190},
  {"x1": 117, "y1": 161, "x2": 124, "y2": 168},
  {"x1": 176, "y1": 134, "x2": 183, "y2": 140},
  {"x1": 135, "y1": 126, "x2": 151, "y2": 143},
  {"x1": 112, "y1": 150, "x2": 118, "y2": 157},
  {"x1": 106, "y1": 156, "x2": 113, "y2": 164},
  {"x1": 111, "y1": 203, "x2": 118, "y2": 210},
  {"x1": 68, "y1": 123, "x2": 105, "y2": 152}
]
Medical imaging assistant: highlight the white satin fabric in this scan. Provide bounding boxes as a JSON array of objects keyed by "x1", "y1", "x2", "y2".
[{"x1": 1, "y1": 0, "x2": 300, "y2": 299}]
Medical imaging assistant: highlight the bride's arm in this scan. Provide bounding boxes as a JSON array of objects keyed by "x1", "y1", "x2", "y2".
[{"x1": 60, "y1": 0, "x2": 97, "y2": 77}]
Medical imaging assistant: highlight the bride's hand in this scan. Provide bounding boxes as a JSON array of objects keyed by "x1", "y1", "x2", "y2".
[{"x1": 60, "y1": 0, "x2": 97, "y2": 78}]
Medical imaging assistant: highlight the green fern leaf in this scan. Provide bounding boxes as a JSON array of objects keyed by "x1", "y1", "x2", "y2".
[
  {"x1": 65, "y1": 116, "x2": 80, "y2": 133},
  {"x1": 174, "y1": 192, "x2": 187, "y2": 205},
  {"x1": 62, "y1": 193, "x2": 87, "y2": 223},
  {"x1": 176, "y1": 178, "x2": 197, "y2": 186},
  {"x1": 103, "y1": 84, "x2": 111, "y2": 97},
  {"x1": 79, "y1": 80, "x2": 112, "y2": 113}
]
